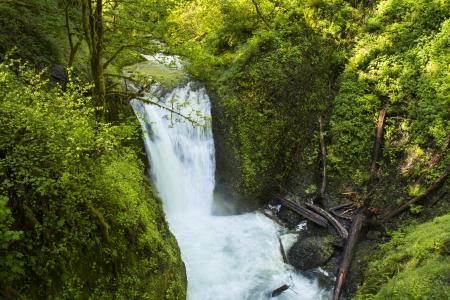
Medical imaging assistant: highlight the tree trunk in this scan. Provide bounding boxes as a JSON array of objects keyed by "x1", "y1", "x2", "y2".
[
  {"x1": 82, "y1": 0, "x2": 106, "y2": 118},
  {"x1": 319, "y1": 116, "x2": 327, "y2": 198},
  {"x1": 332, "y1": 213, "x2": 365, "y2": 300}
]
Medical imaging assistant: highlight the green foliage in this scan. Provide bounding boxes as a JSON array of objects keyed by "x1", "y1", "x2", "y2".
[
  {"x1": 0, "y1": 0, "x2": 63, "y2": 65},
  {"x1": 354, "y1": 214, "x2": 450, "y2": 299},
  {"x1": 0, "y1": 62, "x2": 186, "y2": 299},
  {"x1": 329, "y1": 0, "x2": 450, "y2": 183},
  {"x1": 164, "y1": 0, "x2": 359, "y2": 198}
]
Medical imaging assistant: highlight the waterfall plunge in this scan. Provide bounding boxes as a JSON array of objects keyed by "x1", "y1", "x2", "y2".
[{"x1": 132, "y1": 57, "x2": 327, "y2": 300}]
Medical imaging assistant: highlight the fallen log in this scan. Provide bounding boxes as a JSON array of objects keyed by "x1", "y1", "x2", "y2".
[
  {"x1": 260, "y1": 209, "x2": 287, "y2": 228},
  {"x1": 278, "y1": 237, "x2": 288, "y2": 264},
  {"x1": 275, "y1": 195, "x2": 328, "y2": 228},
  {"x1": 305, "y1": 203, "x2": 349, "y2": 239},
  {"x1": 370, "y1": 107, "x2": 386, "y2": 176},
  {"x1": 385, "y1": 165, "x2": 450, "y2": 219},
  {"x1": 271, "y1": 284, "x2": 290, "y2": 297},
  {"x1": 330, "y1": 202, "x2": 353, "y2": 212},
  {"x1": 332, "y1": 213, "x2": 365, "y2": 300},
  {"x1": 319, "y1": 116, "x2": 327, "y2": 199}
]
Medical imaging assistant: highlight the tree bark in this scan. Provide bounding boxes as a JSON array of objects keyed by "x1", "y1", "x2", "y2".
[
  {"x1": 275, "y1": 195, "x2": 329, "y2": 227},
  {"x1": 305, "y1": 203, "x2": 348, "y2": 239},
  {"x1": 370, "y1": 107, "x2": 386, "y2": 176},
  {"x1": 82, "y1": 0, "x2": 106, "y2": 118},
  {"x1": 332, "y1": 213, "x2": 365, "y2": 300},
  {"x1": 319, "y1": 116, "x2": 327, "y2": 198},
  {"x1": 63, "y1": 2, "x2": 83, "y2": 70}
]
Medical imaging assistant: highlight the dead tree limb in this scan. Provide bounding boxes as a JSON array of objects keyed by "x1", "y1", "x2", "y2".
[
  {"x1": 278, "y1": 237, "x2": 288, "y2": 264},
  {"x1": 384, "y1": 165, "x2": 450, "y2": 219},
  {"x1": 332, "y1": 213, "x2": 365, "y2": 300},
  {"x1": 330, "y1": 202, "x2": 353, "y2": 212},
  {"x1": 275, "y1": 195, "x2": 328, "y2": 227},
  {"x1": 370, "y1": 107, "x2": 386, "y2": 176},
  {"x1": 319, "y1": 116, "x2": 327, "y2": 198},
  {"x1": 305, "y1": 203, "x2": 348, "y2": 239},
  {"x1": 260, "y1": 209, "x2": 286, "y2": 228},
  {"x1": 271, "y1": 284, "x2": 290, "y2": 297}
]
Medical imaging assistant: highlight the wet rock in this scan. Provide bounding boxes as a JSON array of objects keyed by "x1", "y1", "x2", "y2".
[
  {"x1": 288, "y1": 235, "x2": 337, "y2": 270},
  {"x1": 49, "y1": 64, "x2": 67, "y2": 86},
  {"x1": 278, "y1": 207, "x2": 304, "y2": 229}
]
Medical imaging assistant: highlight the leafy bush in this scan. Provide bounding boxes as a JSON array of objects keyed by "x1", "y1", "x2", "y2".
[
  {"x1": 329, "y1": 0, "x2": 450, "y2": 183},
  {"x1": 0, "y1": 62, "x2": 186, "y2": 299}
]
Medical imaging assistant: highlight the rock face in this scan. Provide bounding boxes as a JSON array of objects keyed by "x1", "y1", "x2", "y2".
[{"x1": 209, "y1": 91, "x2": 262, "y2": 214}]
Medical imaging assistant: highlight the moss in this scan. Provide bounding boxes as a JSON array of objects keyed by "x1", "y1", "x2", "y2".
[
  {"x1": 122, "y1": 60, "x2": 185, "y2": 88},
  {"x1": 355, "y1": 214, "x2": 450, "y2": 299}
]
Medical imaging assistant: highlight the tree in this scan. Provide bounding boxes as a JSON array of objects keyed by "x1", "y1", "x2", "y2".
[
  {"x1": 59, "y1": 0, "x2": 83, "y2": 68},
  {"x1": 81, "y1": 0, "x2": 106, "y2": 116}
]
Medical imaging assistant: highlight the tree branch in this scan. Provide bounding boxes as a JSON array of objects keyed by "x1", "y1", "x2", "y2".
[
  {"x1": 103, "y1": 44, "x2": 139, "y2": 70},
  {"x1": 250, "y1": 0, "x2": 271, "y2": 29}
]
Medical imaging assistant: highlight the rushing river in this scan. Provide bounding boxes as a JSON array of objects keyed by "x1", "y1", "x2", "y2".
[{"x1": 132, "y1": 54, "x2": 327, "y2": 300}]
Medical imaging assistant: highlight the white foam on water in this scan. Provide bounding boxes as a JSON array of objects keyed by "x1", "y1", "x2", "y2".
[{"x1": 133, "y1": 55, "x2": 328, "y2": 300}]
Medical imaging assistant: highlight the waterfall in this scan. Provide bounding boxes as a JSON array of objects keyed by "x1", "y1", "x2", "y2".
[{"x1": 132, "y1": 55, "x2": 327, "y2": 300}]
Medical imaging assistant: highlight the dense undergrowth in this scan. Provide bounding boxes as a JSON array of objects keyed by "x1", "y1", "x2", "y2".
[
  {"x1": 0, "y1": 62, "x2": 186, "y2": 299},
  {"x1": 354, "y1": 214, "x2": 450, "y2": 299},
  {"x1": 0, "y1": 1, "x2": 187, "y2": 299}
]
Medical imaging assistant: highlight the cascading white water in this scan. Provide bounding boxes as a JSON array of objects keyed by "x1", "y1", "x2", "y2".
[{"x1": 132, "y1": 55, "x2": 327, "y2": 300}]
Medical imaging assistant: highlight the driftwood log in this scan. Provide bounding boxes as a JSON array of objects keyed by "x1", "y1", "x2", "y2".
[
  {"x1": 332, "y1": 213, "x2": 365, "y2": 300},
  {"x1": 275, "y1": 195, "x2": 328, "y2": 228},
  {"x1": 305, "y1": 203, "x2": 349, "y2": 239},
  {"x1": 278, "y1": 237, "x2": 288, "y2": 264},
  {"x1": 271, "y1": 284, "x2": 290, "y2": 297}
]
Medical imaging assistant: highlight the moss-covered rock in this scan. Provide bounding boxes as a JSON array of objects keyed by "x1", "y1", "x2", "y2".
[
  {"x1": 288, "y1": 235, "x2": 337, "y2": 270},
  {"x1": 287, "y1": 222, "x2": 341, "y2": 272}
]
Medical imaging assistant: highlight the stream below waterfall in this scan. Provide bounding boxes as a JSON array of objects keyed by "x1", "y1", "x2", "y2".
[{"x1": 132, "y1": 54, "x2": 328, "y2": 300}]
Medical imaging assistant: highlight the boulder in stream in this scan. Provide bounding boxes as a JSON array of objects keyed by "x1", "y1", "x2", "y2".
[{"x1": 288, "y1": 223, "x2": 341, "y2": 271}]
